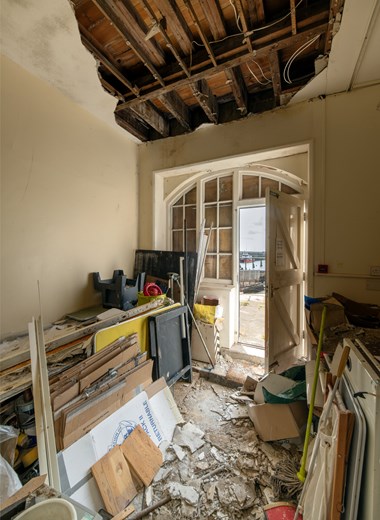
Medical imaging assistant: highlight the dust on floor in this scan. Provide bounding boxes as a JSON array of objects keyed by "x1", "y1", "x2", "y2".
[{"x1": 140, "y1": 370, "x2": 302, "y2": 519}]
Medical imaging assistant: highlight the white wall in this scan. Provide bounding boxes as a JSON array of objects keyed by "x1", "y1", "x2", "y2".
[
  {"x1": 0, "y1": 55, "x2": 138, "y2": 338},
  {"x1": 138, "y1": 85, "x2": 380, "y2": 308}
]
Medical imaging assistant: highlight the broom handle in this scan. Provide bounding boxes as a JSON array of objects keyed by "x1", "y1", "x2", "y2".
[
  {"x1": 294, "y1": 345, "x2": 350, "y2": 520},
  {"x1": 297, "y1": 305, "x2": 327, "y2": 482}
]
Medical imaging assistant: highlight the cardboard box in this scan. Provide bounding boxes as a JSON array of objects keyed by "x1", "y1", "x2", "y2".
[
  {"x1": 247, "y1": 401, "x2": 308, "y2": 442},
  {"x1": 309, "y1": 298, "x2": 346, "y2": 331}
]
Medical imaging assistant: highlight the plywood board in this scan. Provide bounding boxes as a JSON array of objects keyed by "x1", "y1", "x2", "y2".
[
  {"x1": 91, "y1": 445, "x2": 137, "y2": 516},
  {"x1": 121, "y1": 425, "x2": 163, "y2": 487}
]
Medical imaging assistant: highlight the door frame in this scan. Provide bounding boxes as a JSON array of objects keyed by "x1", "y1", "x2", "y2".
[{"x1": 236, "y1": 199, "x2": 266, "y2": 348}]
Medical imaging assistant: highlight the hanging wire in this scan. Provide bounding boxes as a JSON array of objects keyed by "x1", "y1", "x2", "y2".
[
  {"x1": 283, "y1": 34, "x2": 320, "y2": 84},
  {"x1": 190, "y1": 0, "x2": 305, "y2": 49},
  {"x1": 229, "y1": 0, "x2": 243, "y2": 32},
  {"x1": 247, "y1": 61, "x2": 271, "y2": 86}
]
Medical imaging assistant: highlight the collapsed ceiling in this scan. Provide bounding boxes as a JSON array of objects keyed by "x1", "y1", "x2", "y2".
[{"x1": 71, "y1": 0, "x2": 344, "y2": 142}]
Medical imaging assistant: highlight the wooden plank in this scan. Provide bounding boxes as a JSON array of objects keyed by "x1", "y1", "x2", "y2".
[
  {"x1": 92, "y1": 445, "x2": 137, "y2": 516},
  {"x1": 154, "y1": 0, "x2": 193, "y2": 54},
  {"x1": 35, "y1": 317, "x2": 61, "y2": 491},
  {"x1": 111, "y1": 504, "x2": 135, "y2": 520},
  {"x1": 157, "y1": 91, "x2": 191, "y2": 130},
  {"x1": 225, "y1": 67, "x2": 247, "y2": 114},
  {"x1": 183, "y1": 0, "x2": 217, "y2": 67},
  {"x1": 0, "y1": 475, "x2": 47, "y2": 512},
  {"x1": 115, "y1": 110, "x2": 150, "y2": 142},
  {"x1": 290, "y1": 0, "x2": 297, "y2": 35},
  {"x1": 235, "y1": 0, "x2": 253, "y2": 53},
  {"x1": 109, "y1": 0, "x2": 166, "y2": 67},
  {"x1": 190, "y1": 80, "x2": 218, "y2": 124},
  {"x1": 93, "y1": 0, "x2": 165, "y2": 86},
  {"x1": 198, "y1": 0, "x2": 226, "y2": 40},
  {"x1": 140, "y1": 0, "x2": 191, "y2": 80},
  {"x1": 253, "y1": 0, "x2": 266, "y2": 24},
  {"x1": 130, "y1": 101, "x2": 169, "y2": 137},
  {"x1": 268, "y1": 50, "x2": 281, "y2": 106},
  {"x1": 121, "y1": 425, "x2": 163, "y2": 487}
]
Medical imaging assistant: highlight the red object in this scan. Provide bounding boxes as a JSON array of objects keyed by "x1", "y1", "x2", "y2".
[
  {"x1": 264, "y1": 503, "x2": 302, "y2": 520},
  {"x1": 143, "y1": 283, "x2": 163, "y2": 296}
]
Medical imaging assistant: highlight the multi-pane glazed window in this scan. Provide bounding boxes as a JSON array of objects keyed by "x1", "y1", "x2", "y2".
[
  {"x1": 204, "y1": 175, "x2": 233, "y2": 280},
  {"x1": 242, "y1": 175, "x2": 298, "y2": 199},
  {"x1": 171, "y1": 186, "x2": 197, "y2": 252},
  {"x1": 170, "y1": 173, "x2": 300, "y2": 282}
]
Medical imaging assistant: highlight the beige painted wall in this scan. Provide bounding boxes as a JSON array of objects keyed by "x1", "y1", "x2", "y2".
[
  {"x1": 138, "y1": 84, "x2": 380, "y2": 305},
  {"x1": 1, "y1": 55, "x2": 138, "y2": 338}
]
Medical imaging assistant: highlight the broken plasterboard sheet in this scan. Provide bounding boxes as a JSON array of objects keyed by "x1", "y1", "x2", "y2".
[
  {"x1": 166, "y1": 482, "x2": 199, "y2": 505},
  {"x1": 69, "y1": 476, "x2": 104, "y2": 514},
  {"x1": 90, "y1": 391, "x2": 164, "y2": 460},
  {"x1": 59, "y1": 432, "x2": 96, "y2": 489},
  {"x1": 172, "y1": 422, "x2": 205, "y2": 453},
  {"x1": 147, "y1": 377, "x2": 184, "y2": 441},
  {"x1": 254, "y1": 373, "x2": 296, "y2": 404}
]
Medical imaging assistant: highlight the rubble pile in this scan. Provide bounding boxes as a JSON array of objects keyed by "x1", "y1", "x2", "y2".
[{"x1": 132, "y1": 376, "x2": 300, "y2": 519}]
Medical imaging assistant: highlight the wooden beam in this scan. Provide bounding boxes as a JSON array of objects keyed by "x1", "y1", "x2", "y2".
[
  {"x1": 80, "y1": 33, "x2": 139, "y2": 96},
  {"x1": 154, "y1": 0, "x2": 193, "y2": 54},
  {"x1": 93, "y1": 0, "x2": 166, "y2": 86},
  {"x1": 234, "y1": 0, "x2": 253, "y2": 53},
  {"x1": 268, "y1": 50, "x2": 281, "y2": 106},
  {"x1": 130, "y1": 102, "x2": 170, "y2": 137},
  {"x1": 253, "y1": 0, "x2": 266, "y2": 25},
  {"x1": 324, "y1": 0, "x2": 344, "y2": 54},
  {"x1": 157, "y1": 92, "x2": 192, "y2": 131},
  {"x1": 225, "y1": 67, "x2": 248, "y2": 115},
  {"x1": 115, "y1": 111, "x2": 149, "y2": 141},
  {"x1": 111, "y1": 0, "x2": 166, "y2": 66},
  {"x1": 190, "y1": 80, "x2": 218, "y2": 124},
  {"x1": 183, "y1": 0, "x2": 217, "y2": 67},
  {"x1": 141, "y1": 0, "x2": 191, "y2": 78},
  {"x1": 290, "y1": 0, "x2": 297, "y2": 35},
  {"x1": 116, "y1": 24, "x2": 327, "y2": 110},
  {"x1": 198, "y1": 0, "x2": 226, "y2": 40}
]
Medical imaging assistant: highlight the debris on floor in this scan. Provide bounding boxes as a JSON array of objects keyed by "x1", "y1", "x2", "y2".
[{"x1": 133, "y1": 374, "x2": 302, "y2": 519}]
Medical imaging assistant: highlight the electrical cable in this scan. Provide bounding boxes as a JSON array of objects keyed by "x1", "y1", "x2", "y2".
[
  {"x1": 283, "y1": 33, "x2": 320, "y2": 84},
  {"x1": 229, "y1": 0, "x2": 243, "y2": 32}
]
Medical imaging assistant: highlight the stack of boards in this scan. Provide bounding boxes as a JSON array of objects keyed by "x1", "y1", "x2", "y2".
[{"x1": 50, "y1": 333, "x2": 153, "y2": 450}]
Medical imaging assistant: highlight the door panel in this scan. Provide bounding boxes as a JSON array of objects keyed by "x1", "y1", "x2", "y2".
[{"x1": 265, "y1": 189, "x2": 304, "y2": 372}]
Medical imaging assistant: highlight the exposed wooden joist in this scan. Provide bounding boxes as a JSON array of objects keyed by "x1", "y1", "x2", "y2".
[
  {"x1": 130, "y1": 101, "x2": 170, "y2": 137},
  {"x1": 111, "y1": 0, "x2": 166, "y2": 66},
  {"x1": 225, "y1": 67, "x2": 248, "y2": 115},
  {"x1": 115, "y1": 111, "x2": 149, "y2": 141},
  {"x1": 253, "y1": 0, "x2": 266, "y2": 25},
  {"x1": 157, "y1": 92, "x2": 192, "y2": 131},
  {"x1": 234, "y1": 0, "x2": 253, "y2": 53},
  {"x1": 183, "y1": 0, "x2": 217, "y2": 67},
  {"x1": 197, "y1": 0, "x2": 249, "y2": 118},
  {"x1": 290, "y1": 0, "x2": 297, "y2": 35},
  {"x1": 141, "y1": 0, "x2": 191, "y2": 78},
  {"x1": 81, "y1": 33, "x2": 139, "y2": 96},
  {"x1": 190, "y1": 79, "x2": 218, "y2": 124},
  {"x1": 198, "y1": 0, "x2": 226, "y2": 40},
  {"x1": 324, "y1": 0, "x2": 345, "y2": 54},
  {"x1": 100, "y1": 77, "x2": 125, "y2": 100},
  {"x1": 93, "y1": 0, "x2": 166, "y2": 86},
  {"x1": 154, "y1": 0, "x2": 193, "y2": 54},
  {"x1": 116, "y1": 24, "x2": 327, "y2": 110},
  {"x1": 268, "y1": 50, "x2": 281, "y2": 106}
]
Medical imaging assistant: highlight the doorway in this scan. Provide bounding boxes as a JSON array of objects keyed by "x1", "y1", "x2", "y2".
[{"x1": 238, "y1": 206, "x2": 266, "y2": 349}]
